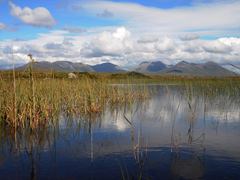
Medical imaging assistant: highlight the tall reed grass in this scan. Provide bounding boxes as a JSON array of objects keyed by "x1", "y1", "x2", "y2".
[
  {"x1": 0, "y1": 75, "x2": 148, "y2": 130},
  {"x1": 0, "y1": 65, "x2": 239, "y2": 131}
]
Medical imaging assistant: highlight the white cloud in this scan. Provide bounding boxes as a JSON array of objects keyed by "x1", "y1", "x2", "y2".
[
  {"x1": 202, "y1": 41, "x2": 232, "y2": 54},
  {"x1": 81, "y1": 27, "x2": 133, "y2": 58},
  {"x1": 155, "y1": 37, "x2": 176, "y2": 53},
  {"x1": 0, "y1": 27, "x2": 240, "y2": 69},
  {"x1": 81, "y1": 0, "x2": 240, "y2": 36},
  {"x1": 9, "y1": 2, "x2": 56, "y2": 27}
]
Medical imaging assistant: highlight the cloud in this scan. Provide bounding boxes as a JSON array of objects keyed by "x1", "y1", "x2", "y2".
[
  {"x1": 9, "y1": 2, "x2": 56, "y2": 27},
  {"x1": 0, "y1": 27, "x2": 240, "y2": 69},
  {"x1": 44, "y1": 43, "x2": 64, "y2": 50},
  {"x1": 202, "y1": 41, "x2": 232, "y2": 54},
  {"x1": 97, "y1": 9, "x2": 114, "y2": 18},
  {"x1": 137, "y1": 37, "x2": 159, "y2": 44},
  {"x1": 81, "y1": 27, "x2": 132, "y2": 58},
  {"x1": 0, "y1": 22, "x2": 6, "y2": 30},
  {"x1": 155, "y1": 37, "x2": 176, "y2": 53},
  {"x1": 180, "y1": 34, "x2": 199, "y2": 41},
  {"x1": 62, "y1": 26, "x2": 86, "y2": 33},
  {"x1": 81, "y1": 0, "x2": 240, "y2": 36}
]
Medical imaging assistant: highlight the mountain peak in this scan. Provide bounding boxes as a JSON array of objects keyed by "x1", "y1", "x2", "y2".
[
  {"x1": 92, "y1": 63, "x2": 124, "y2": 73},
  {"x1": 164, "y1": 61, "x2": 236, "y2": 76},
  {"x1": 136, "y1": 61, "x2": 166, "y2": 73},
  {"x1": 177, "y1": 61, "x2": 190, "y2": 65}
]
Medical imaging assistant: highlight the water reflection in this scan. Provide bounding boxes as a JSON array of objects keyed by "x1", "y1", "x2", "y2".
[{"x1": 0, "y1": 85, "x2": 239, "y2": 179}]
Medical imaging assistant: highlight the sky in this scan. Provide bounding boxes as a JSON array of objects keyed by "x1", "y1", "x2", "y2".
[{"x1": 0, "y1": 0, "x2": 240, "y2": 68}]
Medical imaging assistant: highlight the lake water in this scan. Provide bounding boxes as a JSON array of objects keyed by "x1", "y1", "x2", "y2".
[{"x1": 0, "y1": 85, "x2": 239, "y2": 179}]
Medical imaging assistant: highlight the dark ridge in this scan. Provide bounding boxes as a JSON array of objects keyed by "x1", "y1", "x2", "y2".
[{"x1": 111, "y1": 71, "x2": 150, "y2": 79}]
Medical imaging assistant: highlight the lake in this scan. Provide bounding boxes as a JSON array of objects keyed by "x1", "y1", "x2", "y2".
[{"x1": 0, "y1": 84, "x2": 239, "y2": 179}]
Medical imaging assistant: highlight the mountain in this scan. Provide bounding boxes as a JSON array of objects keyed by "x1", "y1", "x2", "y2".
[
  {"x1": 136, "y1": 61, "x2": 167, "y2": 73},
  {"x1": 161, "y1": 61, "x2": 236, "y2": 76},
  {"x1": 7, "y1": 60, "x2": 238, "y2": 76},
  {"x1": 92, "y1": 63, "x2": 125, "y2": 73},
  {"x1": 17, "y1": 61, "x2": 94, "y2": 72},
  {"x1": 221, "y1": 64, "x2": 240, "y2": 74},
  {"x1": 17, "y1": 61, "x2": 125, "y2": 73}
]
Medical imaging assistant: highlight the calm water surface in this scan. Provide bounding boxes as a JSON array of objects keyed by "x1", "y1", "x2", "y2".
[{"x1": 0, "y1": 85, "x2": 239, "y2": 179}]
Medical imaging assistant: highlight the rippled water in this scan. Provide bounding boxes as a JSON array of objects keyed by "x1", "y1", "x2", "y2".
[{"x1": 0, "y1": 85, "x2": 239, "y2": 179}]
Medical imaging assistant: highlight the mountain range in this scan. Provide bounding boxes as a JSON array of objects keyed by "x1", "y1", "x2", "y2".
[
  {"x1": 159, "y1": 61, "x2": 237, "y2": 76},
  {"x1": 17, "y1": 61, "x2": 94, "y2": 72},
  {"x1": 7, "y1": 60, "x2": 239, "y2": 76}
]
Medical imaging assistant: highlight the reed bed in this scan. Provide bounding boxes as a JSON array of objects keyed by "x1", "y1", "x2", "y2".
[
  {"x1": 0, "y1": 68, "x2": 239, "y2": 131},
  {"x1": 0, "y1": 76, "x2": 148, "y2": 130}
]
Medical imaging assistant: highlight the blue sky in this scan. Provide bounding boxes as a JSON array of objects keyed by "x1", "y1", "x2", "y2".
[
  {"x1": 1, "y1": 0, "x2": 239, "y2": 40},
  {"x1": 0, "y1": 0, "x2": 240, "y2": 67},
  {"x1": 0, "y1": 0, "x2": 125, "y2": 39}
]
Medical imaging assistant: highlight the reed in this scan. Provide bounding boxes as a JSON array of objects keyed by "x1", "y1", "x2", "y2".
[
  {"x1": 0, "y1": 67, "x2": 239, "y2": 131},
  {"x1": 0, "y1": 75, "x2": 148, "y2": 130}
]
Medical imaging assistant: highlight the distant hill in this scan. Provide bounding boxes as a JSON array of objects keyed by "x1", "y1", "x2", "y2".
[
  {"x1": 136, "y1": 61, "x2": 167, "y2": 73},
  {"x1": 160, "y1": 61, "x2": 236, "y2": 76},
  {"x1": 17, "y1": 61, "x2": 125, "y2": 73},
  {"x1": 7, "y1": 60, "x2": 238, "y2": 76},
  {"x1": 92, "y1": 63, "x2": 125, "y2": 73},
  {"x1": 17, "y1": 61, "x2": 94, "y2": 72},
  {"x1": 221, "y1": 64, "x2": 240, "y2": 74},
  {"x1": 111, "y1": 71, "x2": 150, "y2": 79}
]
